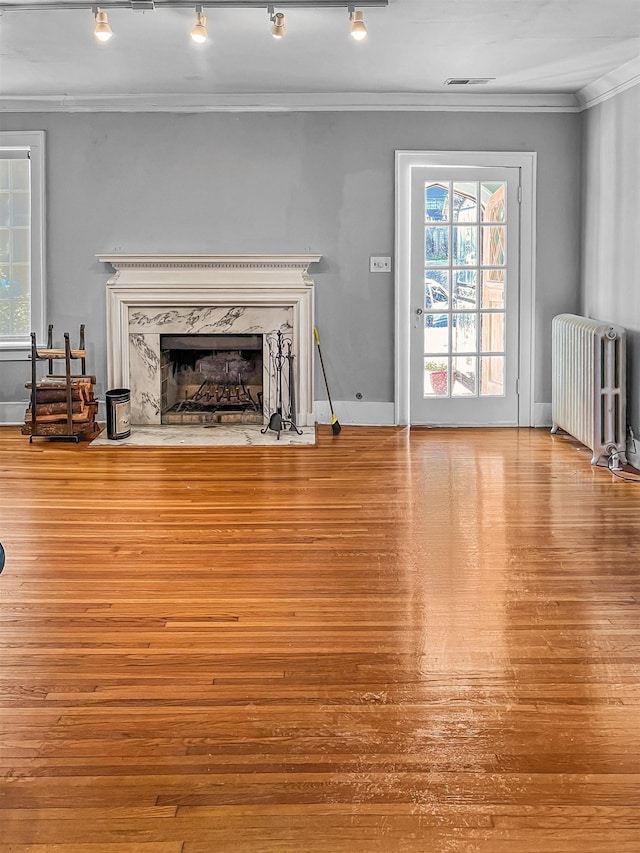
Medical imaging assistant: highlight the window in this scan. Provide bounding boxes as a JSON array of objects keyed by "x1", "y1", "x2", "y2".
[{"x1": 0, "y1": 132, "x2": 45, "y2": 352}]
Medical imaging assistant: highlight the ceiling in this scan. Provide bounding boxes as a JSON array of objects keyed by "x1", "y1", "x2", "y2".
[{"x1": 0, "y1": 0, "x2": 638, "y2": 109}]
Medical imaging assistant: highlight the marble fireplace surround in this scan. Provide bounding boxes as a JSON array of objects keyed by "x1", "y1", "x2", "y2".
[{"x1": 100, "y1": 254, "x2": 321, "y2": 427}]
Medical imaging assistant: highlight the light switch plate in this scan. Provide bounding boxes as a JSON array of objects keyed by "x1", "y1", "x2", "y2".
[{"x1": 370, "y1": 256, "x2": 392, "y2": 273}]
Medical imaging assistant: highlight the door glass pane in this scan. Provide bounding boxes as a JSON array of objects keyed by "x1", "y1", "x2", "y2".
[
  {"x1": 482, "y1": 183, "x2": 505, "y2": 222},
  {"x1": 425, "y1": 272, "x2": 449, "y2": 310},
  {"x1": 424, "y1": 315, "x2": 449, "y2": 352},
  {"x1": 453, "y1": 270, "x2": 477, "y2": 309},
  {"x1": 425, "y1": 226, "x2": 449, "y2": 266},
  {"x1": 424, "y1": 357, "x2": 450, "y2": 396},
  {"x1": 482, "y1": 225, "x2": 505, "y2": 266},
  {"x1": 452, "y1": 357, "x2": 476, "y2": 396},
  {"x1": 480, "y1": 356, "x2": 504, "y2": 396},
  {"x1": 453, "y1": 225, "x2": 477, "y2": 266},
  {"x1": 481, "y1": 270, "x2": 504, "y2": 309},
  {"x1": 481, "y1": 313, "x2": 504, "y2": 353},
  {"x1": 425, "y1": 183, "x2": 449, "y2": 222},
  {"x1": 452, "y1": 314, "x2": 476, "y2": 353},
  {"x1": 453, "y1": 182, "x2": 477, "y2": 221}
]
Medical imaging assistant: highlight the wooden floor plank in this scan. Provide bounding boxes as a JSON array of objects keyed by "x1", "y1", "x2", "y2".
[{"x1": 1, "y1": 425, "x2": 640, "y2": 850}]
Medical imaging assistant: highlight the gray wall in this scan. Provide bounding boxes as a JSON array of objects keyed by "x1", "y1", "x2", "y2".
[
  {"x1": 0, "y1": 110, "x2": 582, "y2": 420},
  {"x1": 581, "y1": 84, "x2": 640, "y2": 447}
]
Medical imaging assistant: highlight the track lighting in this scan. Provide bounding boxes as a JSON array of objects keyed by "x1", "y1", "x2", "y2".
[
  {"x1": 2, "y1": 1, "x2": 388, "y2": 49},
  {"x1": 349, "y1": 7, "x2": 366, "y2": 40},
  {"x1": 93, "y1": 7, "x2": 113, "y2": 42},
  {"x1": 269, "y1": 7, "x2": 286, "y2": 39},
  {"x1": 190, "y1": 6, "x2": 207, "y2": 42}
]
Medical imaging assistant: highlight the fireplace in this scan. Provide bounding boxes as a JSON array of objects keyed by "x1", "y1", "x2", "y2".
[
  {"x1": 99, "y1": 254, "x2": 320, "y2": 427},
  {"x1": 161, "y1": 333, "x2": 264, "y2": 425}
]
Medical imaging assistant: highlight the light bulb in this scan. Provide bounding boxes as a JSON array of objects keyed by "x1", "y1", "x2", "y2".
[
  {"x1": 350, "y1": 10, "x2": 367, "y2": 41},
  {"x1": 271, "y1": 11, "x2": 286, "y2": 39},
  {"x1": 190, "y1": 12, "x2": 208, "y2": 43},
  {"x1": 94, "y1": 9, "x2": 113, "y2": 42}
]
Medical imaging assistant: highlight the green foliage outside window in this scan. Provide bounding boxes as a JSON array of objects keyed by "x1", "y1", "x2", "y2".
[{"x1": 0, "y1": 156, "x2": 31, "y2": 339}]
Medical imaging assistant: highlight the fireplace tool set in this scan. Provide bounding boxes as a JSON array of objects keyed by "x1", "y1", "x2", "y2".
[{"x1": 262, "y1": 330, "x2": 302, "y2": 439}]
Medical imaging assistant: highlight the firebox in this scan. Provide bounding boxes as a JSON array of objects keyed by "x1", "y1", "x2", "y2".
[{"x1": 160, "y1": 334, "x2": 263, "y2": 425}]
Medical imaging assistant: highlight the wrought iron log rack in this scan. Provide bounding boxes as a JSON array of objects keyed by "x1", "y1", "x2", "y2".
[{"x1": 24, "y1": 324, "x2": 99, "y2": 443}]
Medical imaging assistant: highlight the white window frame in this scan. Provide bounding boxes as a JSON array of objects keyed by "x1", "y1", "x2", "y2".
[
  {"x1": 395, "y1": 150, "x2": 537, "y2": 427},
  {"x1": 0, "y1": 131, "x2": 46, "y2": 358}
]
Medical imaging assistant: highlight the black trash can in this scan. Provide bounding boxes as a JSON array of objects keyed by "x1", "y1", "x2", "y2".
[{"x1": 105, "y1": 388, "x2": 131, "y2": 440}]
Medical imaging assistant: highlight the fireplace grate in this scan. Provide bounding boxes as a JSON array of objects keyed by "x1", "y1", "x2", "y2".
[
  {"x1": 164, "y1": 380, "x2": 263, "y2": 425},
  {"x1": 161, "y1": 334, "x2": 264, "y2": 426},
  {"x1": 177, "y1": 380, "x2": 260, "y2": 412}
]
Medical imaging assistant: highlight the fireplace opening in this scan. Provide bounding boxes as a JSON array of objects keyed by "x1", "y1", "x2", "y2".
[{"x1": 160, "y1": 334, "x2": 264, "y2": 425}]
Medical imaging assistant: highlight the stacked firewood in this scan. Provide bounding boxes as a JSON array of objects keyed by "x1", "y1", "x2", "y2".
[{"x1": 22, "y1": 375, "x2": 100, "y2": 438}]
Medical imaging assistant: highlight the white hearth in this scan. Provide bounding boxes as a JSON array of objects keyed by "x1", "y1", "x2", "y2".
[{"x1": 100, "y1": 254, "x2": 320, "y2": 426}]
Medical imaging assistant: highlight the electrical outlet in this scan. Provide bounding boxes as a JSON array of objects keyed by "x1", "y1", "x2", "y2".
[{"x1": 370, "y1": 256, "x2": 392, "y2": 273}]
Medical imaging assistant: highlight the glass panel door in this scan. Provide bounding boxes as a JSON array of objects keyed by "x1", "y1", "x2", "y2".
[{"x1": 410, "y1": 168, "x2": 520, "y2": 425}]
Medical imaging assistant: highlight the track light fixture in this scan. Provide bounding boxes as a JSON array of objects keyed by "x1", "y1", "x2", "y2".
[
  {"x1": 93, "y1": 7, "x2": 113, "y2": 41},
  {"x1": 348, "y1": 7, "x2": 366, "y2": 40},
  {"x1": 268, "y1": 6, "x2": 286, "y2": 39},
  {"x1": 1, "y1": 1, "x2": 388, "y2": 47},
  {"x1": 190, "y1": 5, "x2": 207, "y2": 42}
]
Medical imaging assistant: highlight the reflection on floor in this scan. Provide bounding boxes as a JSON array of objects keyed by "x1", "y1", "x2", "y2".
[{"x1": 89, "y1": 424, "x2": 316, "y2": 447}]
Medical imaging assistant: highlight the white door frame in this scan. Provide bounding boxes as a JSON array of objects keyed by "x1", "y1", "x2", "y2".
[{"x1": 395, "y1": 150, "x2": 537, "y2": 427}]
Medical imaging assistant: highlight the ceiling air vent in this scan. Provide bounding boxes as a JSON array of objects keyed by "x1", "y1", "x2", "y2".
[{"x1": 444, "y1": 78, "x2": 495, "y2": 86}]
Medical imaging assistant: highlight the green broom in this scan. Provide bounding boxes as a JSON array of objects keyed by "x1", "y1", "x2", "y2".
[{"x1": 313, "y1": 327, "x2": 341, "y2": 435}]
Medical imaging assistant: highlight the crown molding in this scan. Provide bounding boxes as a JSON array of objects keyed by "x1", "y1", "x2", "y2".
[
  {"x1": 577, "y1": 56, "x2": 640, "y2": 111},
  {"x1": 0, "y1": 90, "x2": 580, "y2": 114}
]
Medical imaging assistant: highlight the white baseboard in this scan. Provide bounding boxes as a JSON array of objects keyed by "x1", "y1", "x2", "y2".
[
  {"x1": 1, "y1": 397, "x2": 557, "y2": 432},
  {"x1": 534, "y1": 402, "x2": 552, "y2": 428},
  {"x1": 315, "y1": 400, "x2": 554, "y2": 429},
  {"x1": 315, "y1": 400, "x2": 554, "y2": 428},
  {"x1": 314, "y1": 400, "x2": 396, "y2": 426},
  {"x1": 0, "y1": 402, "x2": 27, "y2": 425}
]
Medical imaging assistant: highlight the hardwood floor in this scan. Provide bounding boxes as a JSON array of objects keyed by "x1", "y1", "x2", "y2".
[{"x1": 1, "y1": 424, "x2": 639, "y2": 852}]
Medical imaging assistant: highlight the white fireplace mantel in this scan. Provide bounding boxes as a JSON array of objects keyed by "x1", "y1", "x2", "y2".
[
  {"x1": 100, "y1": 254, "x2": 321, "y2": 280},
  {"x1": 100, "y1": 253, "x2": 321, "y2": 426}
]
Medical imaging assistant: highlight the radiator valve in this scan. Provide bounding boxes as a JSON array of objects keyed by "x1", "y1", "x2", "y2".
[{"x1": 607, "y1": 445, "x2": 623, "y2": 472}]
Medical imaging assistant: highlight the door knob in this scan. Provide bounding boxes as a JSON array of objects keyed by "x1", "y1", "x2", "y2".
[{"x1": 416, "y1": 308, "x2": 424, "y2": 315}]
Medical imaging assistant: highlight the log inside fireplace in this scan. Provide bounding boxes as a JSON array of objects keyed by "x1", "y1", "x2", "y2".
[{"x1": 160, "y1": 334, "x2": 264, "y2": 425}]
